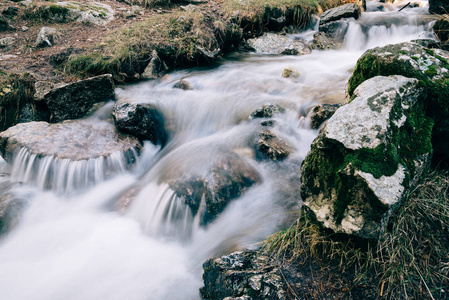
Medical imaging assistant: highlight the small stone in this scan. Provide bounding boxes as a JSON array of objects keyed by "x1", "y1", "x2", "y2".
[
  {"x1": 281, "y1": 67, "x2": 300, "y2": 78},
  {"x1": 173, "y1": 79, "x2": 192, "y2": 90},
  {"x1": 21, "y1": 26, "x2": 29, "y2": 32},
  {"x1": 0, "y1": 37, "x2": 15, "y2": 48}
]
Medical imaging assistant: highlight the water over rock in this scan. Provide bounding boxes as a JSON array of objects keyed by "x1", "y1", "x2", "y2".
[
  {"x1": 41, "y1": 74, "x2": 114, "y2": 122},
  {"x1": 0, "y1": 120, "x2": 141, "y2": 162},
  {"x1": 247, "y1": 33, "x2": 311, "y2": 55},
  {"x1": 168, "y1": 155, "x2": 261, "y2": 226},
  {"x1": 201, "y1": 250, "x2": 286, "y2": 300},
  {"x1": 301, "y1": 75, "x2": 433, "y2": 240},
  {"x1": 347, "y1": 42, "x2": 449, "y2": 161},
  {"x1": 313, "y1": 20, "x2": 349, "y2": 50},
  {"x1": 112, "y1": 101, "x2": 167, "y2": 146}
]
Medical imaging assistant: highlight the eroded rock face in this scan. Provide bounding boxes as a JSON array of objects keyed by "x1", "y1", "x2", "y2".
[
  {"x1": 42, "y1": 74, "x2": 114, "y2": 122},
  {"x1": 301, "y1": 75, "x2": 433, "y2": 240},
  {"x1": 201, "y1": 250, "x2": 286, "y2": 300},
  {"x1": 247, "y1": 33, "x2": 311, "y2": 55},
  {"x1": 429, "y1": 0, "x2": 449, "y2": 14},
  {"x1": 0, "y1": 120, "x2": 141, "y2": 161},
  {"x1": 347, "y1": 42, "x2": 449, "y2": 160},
  {"x1": 112, "y1": 101, "x2": 167, "y2": 146},
  {"x1": 168, "y1": 155, "x2": 261, "y2": 225},
  {"x1": 34, "y1": 27, "x2": 58, "y2": 48},
  {"x1": 320, "y1": 3, "x2": 361, "y2": 26}
]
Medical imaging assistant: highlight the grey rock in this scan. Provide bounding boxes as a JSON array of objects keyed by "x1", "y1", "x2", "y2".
[
  {"x1": 34, "y1": 27, "x2": 58, "y2": 48},
  {"x1": 43, "y1": 74, "x2": 115, "y2": 122},
  {"x1": 256, "y1": 129, "x2": 293, "y2": 161},
  {"x1": 250, "y1": 104, "x2": 285, "y2": 119},
  {"x1": 201, "y1": 250, "x2": 286, "y2": 300},
  {"x1": 142, "y1": 50, "x2": 167, "y2": 79},
  {"x1": 173, "y1": 79, "x2": 192, "y2": 90},
  {"x1": 0, "y1": 17, "x2": 14, "y2": 31},
  {"x1": 320, "y1": 3, "x2": 361, "y2": 26},
  {"x1": 301, "y1": 75, "x2": 433, "y2": 240},
  {"x1": 313, "y1": 20, "x2": 349, "y2": 50},
  {"x1": 112, "y1": 101, "x2": 167, "y2": 145},
  {"x1": 347, "y1": 42, "x2": 449, "y2": 161},
  {"x1": 0, "y1": 181, "x2": 25, "y2": 236},
  {"x1": 0, "y1": 120, "x2": 141, "y2": 162},
  {"x1": 247, "y1": 33, "x2": 311, "y2": 55},
  {"x1": 0, "y1": 37, "x2": 15, "y2": 48},
  {"x1": 308, "y1": 103, "x2": 344, "y2": 129},
  {"x1": 180, "y1": 4, "x2": 200, "y2": 12},
  {"x1": 21, "y1": 26, "x2": 29, "y2": 32}
]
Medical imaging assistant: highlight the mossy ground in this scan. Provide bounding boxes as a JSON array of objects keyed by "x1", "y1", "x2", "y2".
[{"x1": 268, "y1": 168, "x2": 449, "y2": 299}]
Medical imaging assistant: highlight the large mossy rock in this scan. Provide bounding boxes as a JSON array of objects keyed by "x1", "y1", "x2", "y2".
[
  {"x1": 301, "y1": 75, "x2": 433, "y2": 240},
  {"x1": 42, "y1": 74, "x2": 114, "y2": 122},
  {"x1": 112, "y1": 101, "x2": 167, "y2": 146},
  {"x1": 429, "y1": 0, "x2": 449, "y2": 15},
  {"x1": 347, "y1": 42, "x2": 449, "y2": 160},
  {"x1": 168, "y1": 155, "x2": 261, "y2": 226},
  {"x1": 201, "y1": 250, "x2": 286, "y2": 300}
]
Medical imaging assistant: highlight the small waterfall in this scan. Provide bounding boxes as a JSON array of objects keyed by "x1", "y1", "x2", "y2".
[{"x1": 10, "y1": 147, "x2": 139, "y2": 195}]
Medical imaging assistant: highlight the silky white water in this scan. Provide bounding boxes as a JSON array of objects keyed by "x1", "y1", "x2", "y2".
[{"x1": 0, "y1": 1, "x2": 436, "y2": 299}]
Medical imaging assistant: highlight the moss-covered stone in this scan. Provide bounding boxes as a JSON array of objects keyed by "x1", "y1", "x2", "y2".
[
  {"x1": 301, "y1": 75, "x2": 433, "y2": 240},
  {"x1": 347, "y1": 42, "x2": 449, "y2": 161}
]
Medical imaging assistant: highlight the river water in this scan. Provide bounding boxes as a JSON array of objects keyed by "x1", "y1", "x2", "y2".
[{"x1": 0, "y1": 1, "x2": 435, "y2": 299}]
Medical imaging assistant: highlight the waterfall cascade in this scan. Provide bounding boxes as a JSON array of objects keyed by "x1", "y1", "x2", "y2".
[{"x1": 0, "y1": 1, "x2": 437, "y2": 299}]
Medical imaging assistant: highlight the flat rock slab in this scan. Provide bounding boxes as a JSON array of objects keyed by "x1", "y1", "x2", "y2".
[
  {"x1": 247, "y1": 33, "x2": 311, "y2": 55},
  {"x1": 0, "y1": 120, "x2": 141, "y2": 161},
  {"x1": 320, "y1": 3, "x2": 361, "y2": 25}
]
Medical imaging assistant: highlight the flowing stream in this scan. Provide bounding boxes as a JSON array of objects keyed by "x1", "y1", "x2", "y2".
[{"x1": 0, "y1": 1, "x2": 436, "y2": 299}]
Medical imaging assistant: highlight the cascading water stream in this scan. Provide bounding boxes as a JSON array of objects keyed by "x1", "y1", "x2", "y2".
[{"x1": 0, "y1": 1, "x2": 437, "y2": 299}]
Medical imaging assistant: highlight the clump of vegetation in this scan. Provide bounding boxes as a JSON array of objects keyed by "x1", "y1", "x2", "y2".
[
  {"x1": 63, "y1": 10, "x2": 238, "y2": 82},
  {"x1": 0, "y1": 71, "x2": 36, "y2": 132},
  {"x1": 23, "y1": 2, "x2": 70, "y2": 23},
  {"x1": 267, "y1": 168, "x2": 449, "y2": 299},
  {"x1": 222, "y1": 0, "x2": 358, "y2": 33}
]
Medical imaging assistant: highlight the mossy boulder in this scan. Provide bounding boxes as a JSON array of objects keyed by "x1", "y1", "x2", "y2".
[
  {"x1": 347, "y1": 42, "x2": 449, "y2": 160},
  {"x1": 301, "y1": 75, "x2": 433, "y2": 240}
]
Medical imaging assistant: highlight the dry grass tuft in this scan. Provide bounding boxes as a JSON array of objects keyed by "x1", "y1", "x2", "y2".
[{"x1": 267, "y1": 168, "x2": 449, "y2": 299}]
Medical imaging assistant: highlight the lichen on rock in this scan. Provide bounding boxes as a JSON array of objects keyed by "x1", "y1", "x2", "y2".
[{"x1": 301, "y1": 75, "x2": 433, "y2": 240}]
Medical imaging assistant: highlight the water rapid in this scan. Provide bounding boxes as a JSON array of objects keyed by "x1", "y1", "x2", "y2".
[{"x1": 0, "y1": 1, "x2": 436, "y2": 299}]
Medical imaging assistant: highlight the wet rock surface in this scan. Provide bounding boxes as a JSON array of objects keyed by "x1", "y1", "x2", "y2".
[
  {"x1": 201, "y1": 250, "x2": 286, "y2": 300},
  {"x1": 0, "y1": 120, "x2": 141, "y2": 161},
  {"x1": 256, "y1": 129, "x2": 293, "y2": 161},
  {"x1": 247, "y1": 33, "x2": 311, "y2": 55},
  {"x1": 169, "y1": 155, "x2": 261, "y2": 225},
  {"x1": 42, "y1": 74, "x2": 114, "y2": 122},
  {"x1": 112, "y1": 101, "x2": 167, "y2": 146},
  {"x1": 301, "y1": 75, "x2": 432, "y2": 240},
  {"x1": 250, "y1": 104, "x2": 285, "y2": 119}
]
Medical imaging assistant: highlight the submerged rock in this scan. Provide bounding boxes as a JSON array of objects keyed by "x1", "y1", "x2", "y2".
[
  {"x1": 0, "y1": 120, "x2": 141, "y2": 162},
  {"x1": 112, "y1": 101, "x2": 167, "y2": 146},
  {"x1": 201, "y1": 250, "x2": 286, "y2": 300},
  {"x1": 313, "y1": 20, "x2": 349, "y2": 50},
  {"x1": 250, "y1": 104, "x2": 285, "y2": 119},
  {"x1": 42, "y1": 74, "x2": 114, "y2": 122},
  {"x1": 168, "y1": 155, "x2": 261, "y2": 225},
  {"x1": 247, "y1": 33, "x2": 311, "y2": 55},
  {"x1": 347, "y1": 42, "x2": 449, "y2": 161},
  {"x1": 301, "y1": 75, "x2": 433, "y2": 240},
  {"x1": 281, "y1": 66, "x2": 300, "y2": 78}
]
